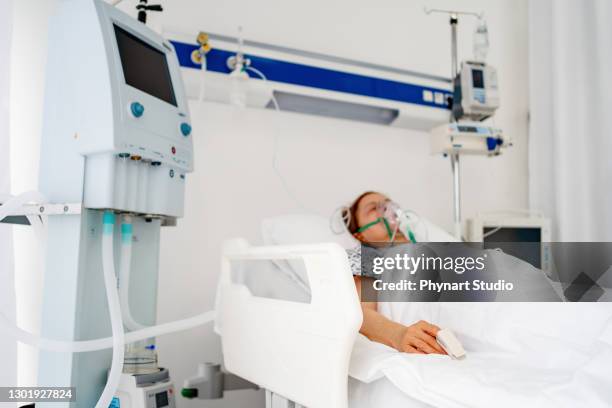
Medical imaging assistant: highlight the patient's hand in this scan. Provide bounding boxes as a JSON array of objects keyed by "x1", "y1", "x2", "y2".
[{"x1": 394, "y1": 320, "x2": 447, "y2": 355}]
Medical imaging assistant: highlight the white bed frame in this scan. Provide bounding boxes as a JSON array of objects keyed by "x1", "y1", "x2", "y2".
[{"x1": 216, "y1": 238, "x2": 362, "y2": 408}]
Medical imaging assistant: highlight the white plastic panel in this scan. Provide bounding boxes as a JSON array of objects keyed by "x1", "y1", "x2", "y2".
[
  {"x1": 83, "y1": 153, "x2": 186, "y2": 217},
  {"x1": 216, "y1": 239, "x2": 362, "y2": 408}
]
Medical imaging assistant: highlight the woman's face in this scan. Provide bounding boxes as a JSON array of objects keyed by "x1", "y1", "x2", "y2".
[{"x1": 353, "y1": 192, "x2": 392, "y2": 243}]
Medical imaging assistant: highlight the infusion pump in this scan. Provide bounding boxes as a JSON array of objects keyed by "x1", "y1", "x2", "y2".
[
  {"x1": 430, "y1": 122, "x2": 511, "y2": 156},
  {"x1": 452, "y1": 61, "x2": 500, "y2": 121}
]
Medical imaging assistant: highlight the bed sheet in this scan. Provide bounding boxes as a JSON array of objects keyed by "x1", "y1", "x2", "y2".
[
  {"x1": 349, "y1": 302, "x2": 612, "y2": 408},
  {"x1": 348, "y1": 376, "x2": 433, "y2": 408}
]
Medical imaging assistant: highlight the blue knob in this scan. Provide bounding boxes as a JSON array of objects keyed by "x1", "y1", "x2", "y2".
[
  {"x1": 130, "y1": 102, "x2": 144, "y2": 118},
  {"x1": 180, "y1": 122, "x2": 192, "y2": 137},
  {"x1": 486, "y1": 136, "x2": 497, "y2": 151}
]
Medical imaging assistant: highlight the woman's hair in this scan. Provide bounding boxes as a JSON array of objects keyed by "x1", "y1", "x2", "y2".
[{"x1": 345, "y1": 191, "x2": 380, "y2": 234}]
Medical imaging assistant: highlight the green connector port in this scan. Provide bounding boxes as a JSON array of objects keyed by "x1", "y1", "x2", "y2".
[{"x1": 181, "y1": 388, "x2": 199, "y2": 399}]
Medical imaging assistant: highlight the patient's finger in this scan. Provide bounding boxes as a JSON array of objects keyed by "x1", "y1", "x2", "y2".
[
  {"x1": 419, "y1": 321, "x2": 441, "y2": 337},
  {"x1": 402, "y1": 344, "x2": 424, "y2": 354},
  {"x1": 411, "y1": 338, "x2": 437, "y2": 354},
  {"x1": 416, "y1": 331, "x2": 446, "y2": 354}
]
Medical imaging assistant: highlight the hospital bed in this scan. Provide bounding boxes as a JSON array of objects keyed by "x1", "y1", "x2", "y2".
[{"x1": 214, "y1": 215, "x2": 612, "y2": 408}]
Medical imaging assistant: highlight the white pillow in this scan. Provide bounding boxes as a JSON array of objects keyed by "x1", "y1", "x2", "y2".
[
  {"x1": 262, "y1": 214, "x2": 358, "y2": 249},
  {"x1": 422, "y1": 219, "x2": 461, "y2": 242},
  {"x1": 261, "y1": 213, "x2": 459, "y2": 248},
  {"x1": 261, "y1": 213, "x2": 460, "y2": 284},
  {"x1": 261, "y1": 214, "x2": 356, "y2": 288}
]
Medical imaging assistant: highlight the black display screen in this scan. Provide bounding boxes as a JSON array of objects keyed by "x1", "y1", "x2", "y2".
[
  {"x1": 114, "y1": 24, "x2": 177, "y2": 106},
  {"x1": 155, "y1": 391, "x2": 169, "y2": 407},
  {"x1": 483, "y1": 227, "x2": 542, "y2": 269},
  {"x1": 472, "y1": 69, "x2": 485, "y2": 89}
]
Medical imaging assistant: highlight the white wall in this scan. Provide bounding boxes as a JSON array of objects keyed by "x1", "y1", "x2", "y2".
[{"x1": 8, "y1": 0, "x2": 528, "y2": 406}]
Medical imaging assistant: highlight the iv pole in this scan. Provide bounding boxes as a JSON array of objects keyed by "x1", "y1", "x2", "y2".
[
  {"x1": 425, "y1": 8, "x2": 483, "y2": 240},
  {"x1": 449, "y1": 13, "x2": 461, "y2": 240}
]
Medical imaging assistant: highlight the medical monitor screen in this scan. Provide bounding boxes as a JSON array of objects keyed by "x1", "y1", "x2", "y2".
[
  {"x1": 472, "y1": 69, "x2": 485, "y2": 89},
  {"x1": 483, "y1": 227, "x2": 542, "y2": 269},
  {"x1": 114, "y1": 25, "x2": 177, "y2": 106}
]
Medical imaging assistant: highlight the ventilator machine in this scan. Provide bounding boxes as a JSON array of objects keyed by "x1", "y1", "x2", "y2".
[
  {"x1": 0, "y1": 0, "x2": 219, "y2": 407},
  {"x1": 39, "y1": 0, "x2": 197, "y2": 406}
]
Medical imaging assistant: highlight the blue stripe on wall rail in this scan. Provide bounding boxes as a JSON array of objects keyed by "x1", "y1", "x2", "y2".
[{"x1": 170, "y1": 40, "x2": 451, "y2": 110}]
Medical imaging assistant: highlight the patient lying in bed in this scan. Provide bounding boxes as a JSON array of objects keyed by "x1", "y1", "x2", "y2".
[
  {"x1": 342, "y1": 191, "x2": 447, "y2": 355},
  {"x1": 338, "y1": 193, "x2": 612, "y2": 406}
]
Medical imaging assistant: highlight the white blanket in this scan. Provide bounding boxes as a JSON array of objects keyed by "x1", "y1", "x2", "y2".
[{"x1": 349, "y1": 303, "x2": 612, "y2": 407}]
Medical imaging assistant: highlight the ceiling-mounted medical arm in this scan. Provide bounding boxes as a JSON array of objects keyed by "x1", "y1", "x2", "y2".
[{"x1": 181, "y1": 363, "x2": 259, "y2": 400}]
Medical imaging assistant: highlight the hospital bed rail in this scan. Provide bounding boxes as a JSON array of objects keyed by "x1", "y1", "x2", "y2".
[{"x1": 216, "y1": 238, "x2": 362, "y2": 408}]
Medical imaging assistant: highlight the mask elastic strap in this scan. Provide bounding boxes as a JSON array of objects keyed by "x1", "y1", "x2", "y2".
[
  {"x1": 356, "y1": 218, "x2": 382, "y2": 233},
  {"x1": 382, "y1": 218, "x2": 394, "y2": 238},
  {"x1": 407, "y1": 228, "x2": 417, "y2": 243},
  {"x1": 357, "y1": 217, "x2": 398, "y2": 241}
]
